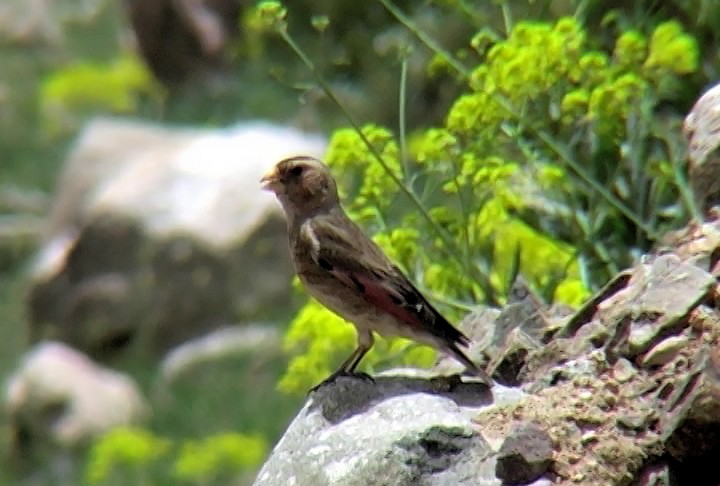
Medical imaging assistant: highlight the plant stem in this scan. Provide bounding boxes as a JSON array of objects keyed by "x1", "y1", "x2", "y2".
[
  {"x1": 665, "y1": 134, "x2": 700, "y2": 220},
  {"x1": 449, "y1": 153, "x2": 473, "y2": 277},
  {"x1": 530, "y1": 121, "x2": 657, "y2": 239},
  {"x1": 398, "y1": 56, "x2": 409, "y2": 178},
  {"x1": 377, "y1": 0, "x2": 470, "y2": 78},
  {"x1": 499, "y1": 1, "x2": 513, "y2": 35}
]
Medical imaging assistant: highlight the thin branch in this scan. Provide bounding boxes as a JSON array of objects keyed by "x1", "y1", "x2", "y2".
[
  {"x1": 398, "y1": 56, "x2": 409, "y2": 178},
  {"x1": 377, "y1": 0, "x2": 470, "y2": 78}
]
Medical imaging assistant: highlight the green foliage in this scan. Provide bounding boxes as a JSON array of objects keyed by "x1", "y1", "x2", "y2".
[
  {"x1": 247, "y1": 1, "x2": 288, "y2": 34},
  {"x1": 174, "y1": 433, "x2": 268, "y2": 482},
  {"x1": 85, "y1": 427, "x2": 171, "y2": 485},
  {"x1": 39, "y1": 54, "x2": 162, "y2": 137},
  {"x1": 85, "y1": 427, "x2": 267, "y2": 486},
  {"x1": 276, "y1": 13, "x2": 700, "y2": 394}
]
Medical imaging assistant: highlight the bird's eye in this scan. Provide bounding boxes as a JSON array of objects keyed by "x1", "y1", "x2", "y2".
[{"x1": 290, "y1": 165, "x2": 304, "y2": 177}]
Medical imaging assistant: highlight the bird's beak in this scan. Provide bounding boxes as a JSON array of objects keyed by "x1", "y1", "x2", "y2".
[{"x1": 260, "y1": 167, "x2": 282, "y2": 193}]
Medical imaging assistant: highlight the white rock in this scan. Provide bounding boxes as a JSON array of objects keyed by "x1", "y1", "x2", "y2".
[
  {"x1": 253, "y1": 374, "x2": 521, "y2": 486},
  {"x1": 28, "y1": 117, "x2": 326, "y2": 355},
  {"x1": 5, "y1": 341, "x2": 147, "y2": 449},
  {"x1": 159, "y1": 324, "x2": 281, "y2": 383}
]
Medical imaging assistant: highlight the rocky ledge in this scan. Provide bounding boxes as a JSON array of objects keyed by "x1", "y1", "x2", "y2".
[{"x1": 254, "y1": 216, "x2": 720, "y2": 486}]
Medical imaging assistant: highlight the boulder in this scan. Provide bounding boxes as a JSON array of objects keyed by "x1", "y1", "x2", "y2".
[
  {"x1": 27, "y1": 117, "x2": 326, "y2": 357},
  {"x1": 253, "y1": 372, "x2": 524, "y2": 486},
  {"x1": 124, "y1": 0, "x2": 243, "y2": 83},
  {"x1": 495, "y1": 422, "x2": 553, "y2": 485},
  {"x1": 159, "y1": 324, "x2": 281, "y2": 384},
  {"x1": 4, "y1": 341, "x2": 147, "y2": 455},
  {"x1": 254, "y1": 216, "x2": 720, "y2": 485},
  {"x1": 0, "y1": 0, "x2": 104, "y2": 46},
  {"x1": 0, "y1": 0, "x2": 59, "y2": 46},
  {"x1": 684, "y1": 81, "x2": 720, "y2": 213}
]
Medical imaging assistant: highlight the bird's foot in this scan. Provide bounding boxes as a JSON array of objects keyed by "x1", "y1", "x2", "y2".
[
  {"x1": 351, "y1": 371, "x2": 375, "y2": 383},
  {"x1": 308, "y1": 370, "x2": 375, "y2": 394}
]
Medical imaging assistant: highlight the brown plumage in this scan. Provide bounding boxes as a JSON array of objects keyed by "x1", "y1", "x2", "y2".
[{"x1": 261, "y1": 155, "x2": 491, "y2": 389}]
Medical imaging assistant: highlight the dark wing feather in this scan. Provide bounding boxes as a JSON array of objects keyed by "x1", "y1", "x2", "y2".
[{"x1": 305, "y1": 211, "x2": 469, "y2": 347}]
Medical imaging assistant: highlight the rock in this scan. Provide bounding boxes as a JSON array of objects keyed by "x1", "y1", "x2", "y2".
[
  {"x1": 488, "y1": 328, "x2": 541, "y2": 387},
  {"x1": 453, "y1": 306, "x2": 501, "y2": 355},
  {"x1": 526, "y1": 350, "x2": 607, "y2": 393},
  {"x1": 253, "y1": 374, "x2": 512, "y2": 486},
  {"x1": 600, "y1": 253, "x2": 714, "y2": 358},
  {"x1": 616, "y1": 409, "x2": 655, "y2": 432},
  {"x1": 0, "y1": 0, "x2": 59, "y2": 46},
  {"x1": 660, "y1": 219, "x2": 720, "y2": 271},
  {"x1": 634, "y1": 462, "x2": 672, "y2": 486},
  {"x1": 495, "y1": 422, "x2": 553, "y2": 485},
  {"x1": 473, "y1": 216, "x2": 720, "y2": 484},
  {"x1": 491, "y1": 277, "x2": 548, "y2": 347},
  {"x1": 640, "y1": 335, "x2": 689, "y2": 367},
  {"x1": 159, "y1": 324, "x2": 281, "y2": 383},
  {"x1": 27, "y1": 117, "x2": 326, "y2": 357},
  {"x1": 124, "y1": 0, "x2": 243, "y2": 83},
  {"x1": 684, "y1": 81, "x2": 720, "y2": 213},
  {"x1": 432, "y1": 305, "x2": 499, "y2": 377},
  {"x1": 558, "y1": 270, "x2": 633, "y2": 338},
  {"x1": 480, "y1": 278, "x2": 553, "y2": 385},
  {"x1": 611, "y1": 358, "x2": 637, "y2": 383},
  {"x1": 4, "y1": 341, "x2": 147, "y2": 454},
  {"x1": 0, "y1": 0, "x2": 104, "y2": 46}
]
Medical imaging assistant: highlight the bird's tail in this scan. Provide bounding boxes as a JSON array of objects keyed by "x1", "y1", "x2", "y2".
[{"x1": 446, "y1": 343, "x2": 492, "y2": 385}]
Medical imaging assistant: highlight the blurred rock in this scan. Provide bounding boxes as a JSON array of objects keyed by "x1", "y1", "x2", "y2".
[
  {"x1": 28, "y1": 117, "x2": 326, "y2": 357},
  {"x1": 123, "y1": 0, "x2": 243, "y2": 83},
  {"x1": 4, "y1": 341, "x2": 147, "y2": 454},
  {"x1": 684, "y1": 81, "x2": 720, "y2": 214},
  {"x1": 159, "y1": 324, "x2": 281, "y2": 383},
  {"x1": 0, "y1": 0, "x2": 60, "y2": 46},
  {"x1": 0, "y1": 0, "x2": 104, "y2": 46}
]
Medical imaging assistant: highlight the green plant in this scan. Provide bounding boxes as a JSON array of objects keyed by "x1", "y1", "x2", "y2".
[
  {"x1": 84, "y1": 427, "x2": 267, "y2": 486},
  {"x1": 39, "y1": 53, "x2": 162, "y2": 137},
  {"x1": 85, "y1": 427, "x2": 171, "y2": 485},
  {"x1": 174, "y1": 433, "x2": 268, "y2": 483},
  {"x1": 255, "y1": 2, "x2": 699, "y2": 394}
]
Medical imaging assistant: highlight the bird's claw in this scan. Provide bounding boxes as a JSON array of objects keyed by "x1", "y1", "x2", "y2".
[
  {"x1": 351, "y1": 371, "x2": 375, "y2": 383},
  {"x1": 308, "y1": 370, "x2": 375, "y2": 394}
]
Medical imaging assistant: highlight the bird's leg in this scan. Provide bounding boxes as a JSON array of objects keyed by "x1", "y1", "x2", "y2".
[
  {"x1": 309, "y1": 331, "x2": 375, "y2": 393},
  {"x1": 342, "y1": 330, "x2": 374, "y2": 380}
]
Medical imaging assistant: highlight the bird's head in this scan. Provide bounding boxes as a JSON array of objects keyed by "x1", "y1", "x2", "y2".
[{"x1": 261, "y1": 156, "x2": 340, "y2": 218}]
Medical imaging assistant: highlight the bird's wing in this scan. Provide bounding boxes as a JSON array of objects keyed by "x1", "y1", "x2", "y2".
[{"x1": 301, "y1": 213, "x2": 469, "y2": 346}]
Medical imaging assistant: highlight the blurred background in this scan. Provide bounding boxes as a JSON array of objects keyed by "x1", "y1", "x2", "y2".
[{"x1": 0, "y1": 0, "x2": 717, "y2": 484}]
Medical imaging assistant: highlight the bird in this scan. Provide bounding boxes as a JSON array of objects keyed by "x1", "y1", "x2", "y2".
[{"x1": 261, "y1": 155, "x2": 492, "y2": 390}]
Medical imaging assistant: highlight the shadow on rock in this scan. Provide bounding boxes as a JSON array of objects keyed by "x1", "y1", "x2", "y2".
[{"x1": 308, "y1": 374, "x2": 493, "y2": 424}]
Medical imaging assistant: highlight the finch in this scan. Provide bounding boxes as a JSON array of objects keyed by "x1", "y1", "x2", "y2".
[{"x1": 261, "y1": 155, "x2": 491, "y2": 389}]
